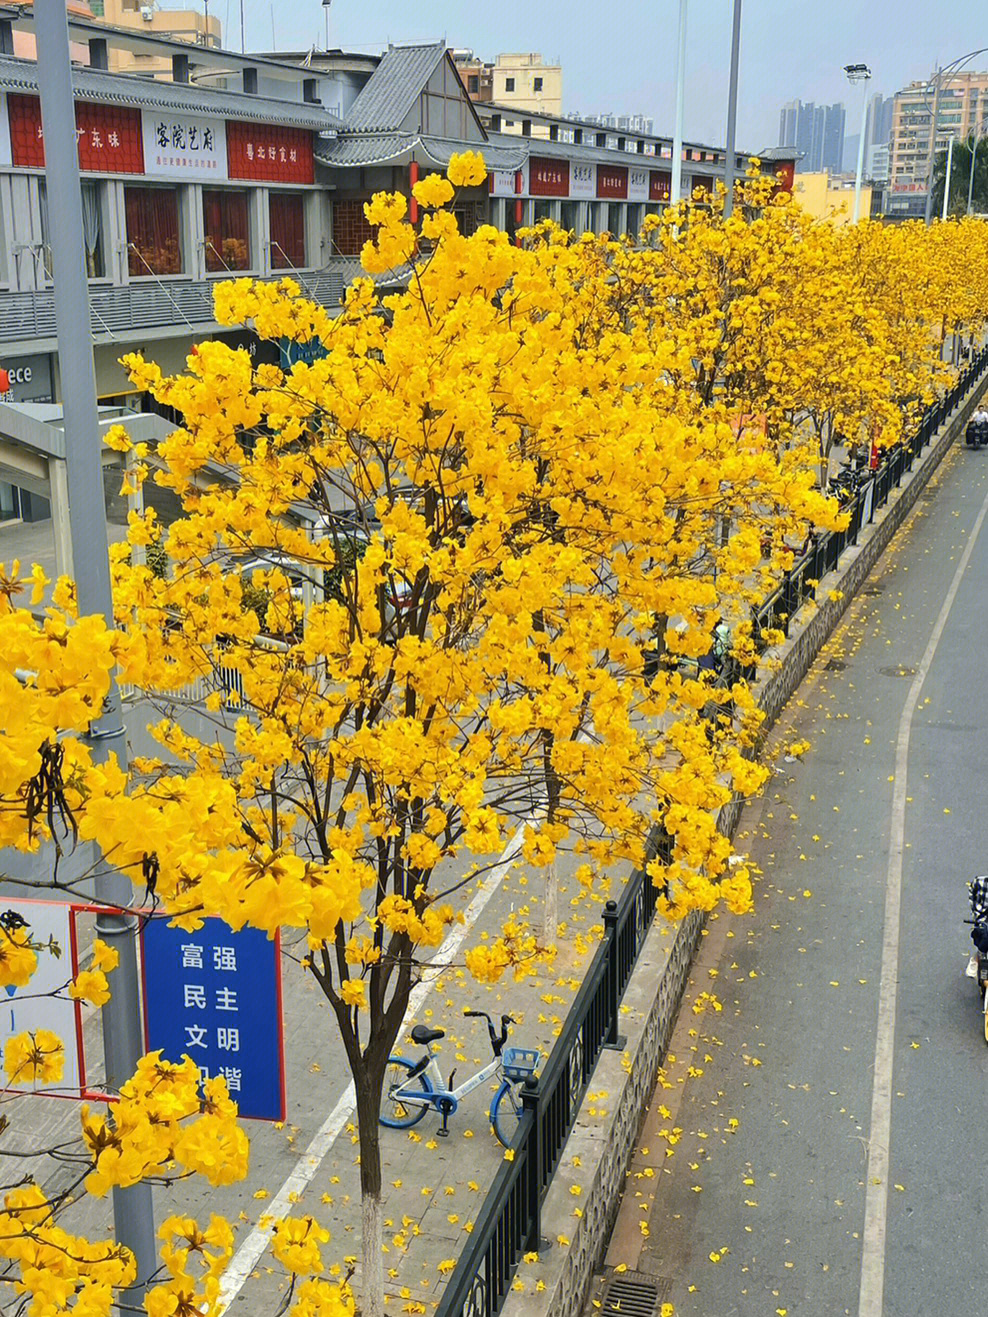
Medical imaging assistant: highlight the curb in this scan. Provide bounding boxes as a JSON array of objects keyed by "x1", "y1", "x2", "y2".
[{"x1": 499, "y1": 370, "x2": 988, "y2": 1317}]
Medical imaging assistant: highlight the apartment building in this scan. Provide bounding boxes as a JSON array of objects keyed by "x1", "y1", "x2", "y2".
[{"x1": 888, "y1": 71, "x2": 988, "y2": 216}]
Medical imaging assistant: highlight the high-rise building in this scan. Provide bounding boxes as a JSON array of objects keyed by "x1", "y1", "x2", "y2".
[
  {"x1": 452, "y1": 51, "x2": 562, "y2": 116},
  {"x1": 888, "y1": 71, "x2": 988, "y2": 215},
  {"x1": 779, "y1": 98, "x2": 845, "y2": 172}
]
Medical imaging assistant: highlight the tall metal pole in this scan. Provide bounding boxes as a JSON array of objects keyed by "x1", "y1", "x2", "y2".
[
  {"x1": 924, "y1": 68, "x2": 942, "y2": 225},
  {"x1": 852, "y1": 74, "x2": 870, "y2": 222},
  {"x1": 942, "y1": 133, "x2": 955, "y2": 219},
  {"x1": 722, "y1": 0, "x2": 742, "y2": 218},
  {"x1": 967, "y1": 118, "x2": 985, "y2": 214},
  {"x1": 34, "y1": 0, "x2": 157, "y2": 1296},
  {"x1": 670, "y1": 0, "x2": 687, "y2": 206}
]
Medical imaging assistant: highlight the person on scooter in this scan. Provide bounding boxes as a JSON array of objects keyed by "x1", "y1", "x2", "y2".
[{"x1": 967, "y1": 875, "x2": 988, "y2": 976}]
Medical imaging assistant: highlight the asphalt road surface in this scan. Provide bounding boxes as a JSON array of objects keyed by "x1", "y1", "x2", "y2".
[{"x1": 632, "y1": 437, "x2": 988, "y2": 1315}]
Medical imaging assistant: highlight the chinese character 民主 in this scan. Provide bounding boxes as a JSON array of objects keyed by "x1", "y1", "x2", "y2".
[
  {"x1": 215, "y1": 986, "x2": 238, "y2": 1012},
  {"x1": 217, "y1": 1027, "x2": 240, "y2": 1052},
  {"x1": 181, "y1": 944, "x2": 203, "y2": 969},
  {"x1": 214, "y1": 946, "x2": 236, "y2": 971},
  {"x1": 184, "y1": 984, "x2": 207, "y2": 1009}
]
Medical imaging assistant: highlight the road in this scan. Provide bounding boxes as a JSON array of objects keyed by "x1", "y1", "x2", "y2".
[{"x1": 623, "y1": 436, "x2": 988, "y2": 1315}]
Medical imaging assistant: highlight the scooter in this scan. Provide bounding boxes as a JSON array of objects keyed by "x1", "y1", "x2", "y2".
[
  {"x1": 964, "y1": 418, "x2": 988, "y2": 448},
  {"x1": 964, "y1": 916, "x2": 988, "y2": 1040}
]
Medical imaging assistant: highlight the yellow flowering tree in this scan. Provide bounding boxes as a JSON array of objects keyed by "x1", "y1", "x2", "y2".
[{"x1": 99, "y1": 153, "x2": 850, "y2": 1311}]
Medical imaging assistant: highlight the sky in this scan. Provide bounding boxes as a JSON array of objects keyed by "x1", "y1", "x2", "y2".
[{"x1": 230, "y1": 0, "x2": 988, "y2": 149}]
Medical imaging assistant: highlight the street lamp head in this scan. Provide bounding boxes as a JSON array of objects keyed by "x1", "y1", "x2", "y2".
[{"x1": 844, "y1": 63, "x2": 872, "y2": 82}]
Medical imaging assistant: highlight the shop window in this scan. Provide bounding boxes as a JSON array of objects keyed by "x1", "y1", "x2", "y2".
[
  {"x1": 269, "y1": 192, "x2": 306, "y2": 268},
  {"x1": 125, "y1": 185, "x2": 182, "y2": 276},
  {"x1": 203, "y1": 189, "x2": 250, "y2": 271},
  {"x1": 40, "y1": 180, "x2": 105, "y2": 278}
]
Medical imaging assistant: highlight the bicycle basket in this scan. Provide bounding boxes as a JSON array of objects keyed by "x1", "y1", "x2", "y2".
[{"x1": 502, "y1": 1046, "x2": 540, "y2": 1082}]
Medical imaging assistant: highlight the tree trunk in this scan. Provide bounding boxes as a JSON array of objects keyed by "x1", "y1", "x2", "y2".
[
  {"x1": 355, "y1": 1066, "x2": 386, "y2": 1317},
  {"x1": 542, "y1": 855, "x2": 558, "y2": 945}
]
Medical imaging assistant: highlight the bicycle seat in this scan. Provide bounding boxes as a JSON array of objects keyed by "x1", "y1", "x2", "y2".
[{"x1": 410, "y1": 1025, "x2": 445, "y2": 1046}]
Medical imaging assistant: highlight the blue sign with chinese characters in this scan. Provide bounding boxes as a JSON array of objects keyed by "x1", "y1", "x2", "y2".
[{"x1": 141, "y1": 917, "x2": 285, "y2": 1121}]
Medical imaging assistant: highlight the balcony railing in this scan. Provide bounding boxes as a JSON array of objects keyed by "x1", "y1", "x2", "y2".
[{"x1": 1, "y1": 270, "x2": 350, "y2": 341}]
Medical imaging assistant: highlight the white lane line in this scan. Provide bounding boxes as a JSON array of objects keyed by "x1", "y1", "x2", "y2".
[
  {"x1": 858, "y1": 471, "x2": 988, "y2": 1317},
  {"x1": 218, "y1": 826, "x2": 526, "y2": 1310}
]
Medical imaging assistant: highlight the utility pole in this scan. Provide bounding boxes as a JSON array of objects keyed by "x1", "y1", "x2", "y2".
[
  {"x1": 34, "y1": 0, "x2": 157, "y2": 1298},
  {"x1": 942, "y1": 133, "x2": 955, "y2": 219},
  {"x1": 924, "y1": 69, "x2": 942, "y2": 225},
  {"x1": 844, "y1": 63, "x2": 872, "y2": 223},
  {"x1": 671, "y1": 0, "x2": 687, "y2": 206},
  {"x1": 722, "y1": 0, "x2": 742, "y2": 218}
]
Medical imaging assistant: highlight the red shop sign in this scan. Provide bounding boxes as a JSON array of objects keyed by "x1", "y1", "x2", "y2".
[
  {"x1": 529, "y1": 156, "x2": 570, "y2": 197},
  {"x1": 597, "y1": 165, "x2": 628, "y2": 199},
  {"x1": 226, "y1": 121, "x2": 314, "y2": 183},
  {"x1": 649, "y1": 170, "x2": 671, "y2": 202},
  {"x1": 8, "y1": 94, "x2": 144, "y2": 173}
]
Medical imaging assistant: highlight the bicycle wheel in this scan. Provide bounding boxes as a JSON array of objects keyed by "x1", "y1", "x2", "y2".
[
  {"x1": 380, "y1": 1056, "x2": 432, "y2": 1128},
  {"x1": 490, "y1": 1080, "x2": 524, "y2": 1148}
]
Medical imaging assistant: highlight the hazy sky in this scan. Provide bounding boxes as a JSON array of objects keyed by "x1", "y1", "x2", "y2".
[{"x1": 232, "y1": 1, "x2": 988, "y2": 148}]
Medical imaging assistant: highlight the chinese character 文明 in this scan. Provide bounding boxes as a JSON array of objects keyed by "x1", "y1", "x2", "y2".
[
  {"x1": 184, "y1": 984, "x2": 207, "y2": 1009},
  {"x1": 156, "y1": 122, "x2": 169, "y2": 149},
  {"x1": 185, "y1": 1024, "x2": 208, "y2": 1048},
  {"x1": 203, "y1": 127, "x2": 214, "y2": 150},
  {"x1": 217, "y1": 1027, "x2": 240, "y2": 1052},
  {"x1": 214, "y1": 946, "x2": 237, "y2": 972},
  {"x1": 172, "y1": 124, "x2": 186, "y2": 149},
  {"x1": 215, "y1": 986, "x2": 238, "y2": 1012},
  {"x1": 188, "y1": 125, "x2": 199, "y2": 150},
  {"x1": 181, "y1": 944, "x2": 204, "y2": 969},
  {"x1": 109, "y1": 131, "x2": 120, "y2": 148},
  {"x1": 219, "y1": 1066, "x2": 242, "y2": 1092}
]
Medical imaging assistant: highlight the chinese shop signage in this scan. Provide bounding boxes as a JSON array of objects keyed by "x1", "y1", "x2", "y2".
[
  {"x1": 142, "y1": 916, "x2": 286, "y2": 1121},
  {"x1": 142, "y1": 110, "x2": 227, "y2": 180},
  {"x1": 649, "y1": 170, "x2": 672, "y2": 202},
  {"x1": 8, "y1": 94, "x2": 144, "y2": 172},
  {"x1": 528, "y1": 156, "x2": 569, "y2": 197},
  {"x1": 628, "y1": 166, "x2": 649, "y2": 203},
  {"x1": 226, "y1": 121, "x2": 314, "y2": 183},
  {"x1": 597, "y1": 165, "x2": 628, "y2": 199},
  {"x1": 569, "y1": 161, "x2": 595, "y2": 199}
]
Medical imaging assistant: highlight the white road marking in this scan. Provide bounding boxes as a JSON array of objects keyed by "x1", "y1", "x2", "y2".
[
  {"x1": 217, "y1": 826, "x2": 526, "y2": 1310},
  {"x1": 858, "y1": 469, "x2": 988, "y2": 1317}
]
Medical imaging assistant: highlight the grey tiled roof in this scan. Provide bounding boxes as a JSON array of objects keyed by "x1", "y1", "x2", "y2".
[
  {"x1": 0, "y1": 54, "x2": 343, "y2": 130},
  {"x1": 343, "y1": 42, "x2": 446, "y2": 131},
  {"x1": 316, "y1": 131, "x2": 526, "y2": 171}
]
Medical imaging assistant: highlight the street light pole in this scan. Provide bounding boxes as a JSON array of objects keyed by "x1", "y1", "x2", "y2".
[
  {"x1": 942, "y1": 132, "x2": 955, "y2": 219},
  {"x1": 671, "y1": 0, "x2": 687, "y2": 206},
  {"x1": 722, "y1": 0, "x2": 743, "y2": 218},
  {"x1": 967, "y1": 115, "x2": 987, "y2": 214},
  {"x1": 844, "y1": 63, "x2": 872, "y2": 223},
  {"x1": 34, "y1": 0, "x2": 157, "y2": 1296}
]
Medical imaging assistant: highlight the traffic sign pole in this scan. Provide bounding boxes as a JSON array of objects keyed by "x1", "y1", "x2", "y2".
[{"x1": 34, "y1": 0, "x2": 157, "y2": 1293}]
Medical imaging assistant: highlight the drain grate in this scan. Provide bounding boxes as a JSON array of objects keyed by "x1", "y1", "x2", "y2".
[
  {"x1": 598, "y1": 1271, "x2": 668, "y2": 1316},
  {"x1": 824, "y1": 658, "x2": 847, "y2": 671},
  {"x1": 878, "y1": 664, "x2": 917, "y2": 678}
]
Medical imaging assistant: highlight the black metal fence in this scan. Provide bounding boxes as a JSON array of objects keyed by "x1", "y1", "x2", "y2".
[
  {"x1": 434, "y1": 349, "x2": 988, "y2": 1317},
  {"x1": 757, "y1": 344, "x2": 988, "y2": 640}
]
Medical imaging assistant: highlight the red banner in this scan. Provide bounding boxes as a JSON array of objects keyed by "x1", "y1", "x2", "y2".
[
  {"x1": 649, "y1": 170, "x2": 671, "y2": 202},
  {"x1": 8, "y1": 94, "x2": 144, "y2": 173},
  {"x1": 226, "y1": 121, "x2": 314, "y2": 183},
  {"x1": 597, "y1": 165, "x2": 628, "y2": 199},
  {"x1": 529, "y1": 156, "x2": 569, "y2": 197}
]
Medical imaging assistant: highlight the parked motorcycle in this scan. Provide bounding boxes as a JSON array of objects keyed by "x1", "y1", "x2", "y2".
[
  {"x1": 965, "y1": 418, "x2": 988, "y2": 448},
  {"x1": 965, "y1": 878, "x2": 988, "y2": 1040}
]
